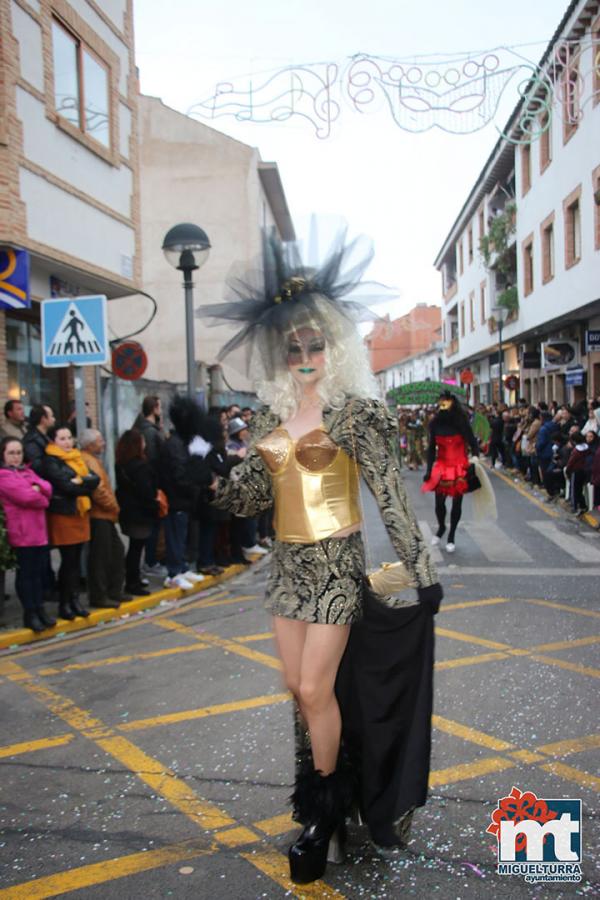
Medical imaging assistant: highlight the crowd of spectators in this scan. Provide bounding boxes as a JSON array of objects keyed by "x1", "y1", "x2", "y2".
[
  {"x1": 1, "y1": 391, "x2": 599, "y2": 634},
  {"x1": 0, "y1": 396, "x2": 269, "y2": 633},
  {"x1": 395, "y1": 396, "x2": 600, "y2": 517}
]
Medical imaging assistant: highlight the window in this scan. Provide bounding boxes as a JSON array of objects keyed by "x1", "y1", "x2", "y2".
[
  {"x1": 593, "y1": 15, "x2": 600, "y2": 106},
  {"x1": 467, "y1": 227, "x2": 473, "y2": 264},
  {"x1": 469, "y1": 291, "x2": 475, "y2": 331},
  {"x1": 522, "y1": 235, "x2": 534, "y2": 296},
  {"x1": 521, "y1": 143, "x2": 531, "y2": 195},
  {"x1": 540, "y1": 213, "x2": 555, "y2": 284},
  {"x1": 539, "y1": 111, "x2": 552, "y2": 172},
  {"x1": 460, "y1": 301, "x2": 465, "y2": 337},
  {"x1": 52, "y1": 19, "x2": 110, "y2": 147},
  {"x1": 478, "y1": 207, "x2": 485, "y2": 241},
  {"x1": 563, "y1": 186, "x2": 582, "y2": 268},
  {"x1": 593, "y1": 165, "x2": 600, "y2": 251},
  {"x1": 562, "y1": 48, "x2": 581, "y2": 143},
  {"x1": 458, "y1": 240, "x2": 464, "y2": 275},
  {"x1": 480, "y1": 282, "x2": 486, "y2": 324},
  {"x1": 6, "y1": 315, "x2": 64, "y2": 413}
]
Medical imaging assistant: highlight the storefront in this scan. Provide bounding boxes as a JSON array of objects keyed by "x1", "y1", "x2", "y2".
[{"x1": 4, "y1": 307, "x2": 67, "y2": 415}]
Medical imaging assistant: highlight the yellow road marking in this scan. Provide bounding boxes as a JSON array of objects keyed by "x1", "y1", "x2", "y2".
[
  {"x1": 429, "y1": 756, "x2": 517, "y2": 787},
  {"x1": 536, "y1": 733, "x2": 600, "y2": 757},
  {"x1": 120, "y1": 692, "x2": 290, "y2": 732},
  {"x1": 213, "y1": 826, "x2": 258, "y2": 846},
  {"x1": 0, "y1": 733, "x2": 74, "y2": 759},
  {"x1": 489, "y1": 466, "x2": 560, "y2": 517},
  {"x1": 0, "y1": 660, "x2": 235, "y2": 830},
  {"x1": 254, "y1": 812, "x2": 296, "y2": 836},
  {"x1": 156, "y1": 619, "x2": 282, "y2": 671},
  {"x1": 509, "y1": 749, "x2": 547, "y2": 763},
  {"x1": 529, "y1": 653, "x2": 600, "y2": 679},
  {"x1": 240, "y1": 848, "x2": 345, "y2": 898},
  {"x1": 440, "y1": 597, "x2": 512, "y2": 612},
  {"x1": 96, "y1": 734, "x2": 236, "y2": 829},
  {"x1": 432, "y1": 714, "x2": 516, "y2": 751},
  {"x1": 539, "y1": 761, "x2": 600, "y2": 793},
  {"x1": 435, "y1": 651, "x2": 509, "y2": 670},
  {"x1": 434, "y1": 626, "x2": 513, "y2": 651},
  {"x1": 0, "y1": 838, "x2": 217, "y2": 900},
  {"x1": 524, "y1": 598, "x2": 600, "y2": 619},
  {"x1": 171, "y1": 593, "x2": 259, "y2": 613},
  {"x1": 531, "y1": 635, "x2": 600, "y2": 652},
  {"x1": 1, "y1": 659, "x2": 347, "y2": 899},
  {"x1": 237, "y1": 632, "x2": 274, "y2": 643},
  {"x1": 37, "y1": 643, "x2": 209, "y2": 676}
]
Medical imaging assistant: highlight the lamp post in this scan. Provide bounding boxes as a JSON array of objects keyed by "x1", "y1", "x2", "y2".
[
  {"x1": 492, "y1": 304, "x2": 509, "y2": 405},
  {"x1": 162, "y1": 223, "x2": 211, "y2": 397}
]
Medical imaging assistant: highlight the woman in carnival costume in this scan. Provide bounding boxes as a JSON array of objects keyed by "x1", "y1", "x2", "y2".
[
  {"x1": 421, "y1": 390, "x2": 479, "y2": 553},
  {"x1": 201, "y1": 234, "x2": 443, "y2": 884}
]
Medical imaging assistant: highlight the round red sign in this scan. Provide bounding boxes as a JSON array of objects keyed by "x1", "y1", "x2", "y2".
[
  {"x1": 504, "y1": 374, "x2": 519, "y2": 391},
  {"x1": 460, "y1": 369, "x2": 474, "y2": 385},
  {"x1": 112, "y1": 341, "x2": 148, "y2": 381}
]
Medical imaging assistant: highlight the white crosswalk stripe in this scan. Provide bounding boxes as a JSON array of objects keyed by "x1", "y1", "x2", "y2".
[
  {"x1": 418, "y1": 521, "x2": 444, "y2": 564},
  {"x1": 527, "y1": 520, "x2": 600, "y2": 563},
  {"x1": 462, "y1": 521, "x2": 533, "y2": 563}
]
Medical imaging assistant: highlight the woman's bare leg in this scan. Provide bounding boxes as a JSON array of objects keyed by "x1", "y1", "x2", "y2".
[
  {"x1": 298, "y1": 623, "x2": 350, "y2": 774},
  {"x1": 273, "y1": 617, "x2": 351, "y2": 774},
  {"x1": 272, "y1": 616, "x2": 308, "y2": 707}
]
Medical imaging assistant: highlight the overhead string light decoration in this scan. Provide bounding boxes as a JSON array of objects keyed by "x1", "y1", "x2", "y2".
[{"x1": 187, "y1": 38, "x2": 598, "y2": 143}]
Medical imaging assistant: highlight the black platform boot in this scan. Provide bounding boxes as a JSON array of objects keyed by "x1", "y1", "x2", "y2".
[{"x1": 288, "y1": 770, "x2": 344, "y2": 884}]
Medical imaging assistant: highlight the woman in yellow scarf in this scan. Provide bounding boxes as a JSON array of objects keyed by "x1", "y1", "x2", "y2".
[{"x1": 42, "y1": 425, "x2": 100, "y2": 620}]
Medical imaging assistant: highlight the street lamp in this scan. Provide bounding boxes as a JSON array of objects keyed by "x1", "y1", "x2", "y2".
[
  {"x1": 162, "y1": 223, "x2": 211, "y2": 397},
  {"x1": 492, "y1": 303, "x2": 510, "y2": 404}
]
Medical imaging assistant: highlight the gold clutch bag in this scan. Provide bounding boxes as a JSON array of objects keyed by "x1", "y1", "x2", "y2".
[{"x1": 367, "y1": 561, "x2": 415, "y2": 597}]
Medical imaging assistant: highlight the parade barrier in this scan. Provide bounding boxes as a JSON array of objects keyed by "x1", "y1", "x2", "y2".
[{"x1": 0, "y1": 563, "x2": 249, "y2": 651}]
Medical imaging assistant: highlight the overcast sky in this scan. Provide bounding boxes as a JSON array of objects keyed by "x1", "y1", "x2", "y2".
[{"x1": 133, "y1": 0, "x2": 569, "y2": 316}]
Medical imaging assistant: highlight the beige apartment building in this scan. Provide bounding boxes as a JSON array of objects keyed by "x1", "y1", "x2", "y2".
[
  {"x1": 0, "y1": 0, "x2": 140, "y2": 423},
  {"x1": 108, "y1": 94, "x2": 295, "y2": 409}
]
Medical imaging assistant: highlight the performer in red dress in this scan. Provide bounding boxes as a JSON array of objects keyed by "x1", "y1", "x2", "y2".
[{"x1": 422, "y1": 391, "x2": 479, "y2": 553}]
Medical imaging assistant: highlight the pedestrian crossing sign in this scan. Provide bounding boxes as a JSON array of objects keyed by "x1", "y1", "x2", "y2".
[{"x1": 42, "y1": 295, "x2": 109, "y2": 368}]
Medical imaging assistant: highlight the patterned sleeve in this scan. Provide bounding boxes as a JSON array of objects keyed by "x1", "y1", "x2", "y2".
[
  {"x1": 335, "y1": 397, "x2": 439, "y2": 589},
  {"x1": 210, "y1": 407, "x2": 276, "y2": 517}
]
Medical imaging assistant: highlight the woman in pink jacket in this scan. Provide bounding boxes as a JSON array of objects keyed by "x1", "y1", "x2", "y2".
[{"x1": 0, "y1": 437, "x2": 55, "y2": 632}]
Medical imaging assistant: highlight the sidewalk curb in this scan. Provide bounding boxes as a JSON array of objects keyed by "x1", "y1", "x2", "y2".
[
  {"x1": 0, "y1": 563, "x2": 250, "y2": 651},
  {"x1": 485, "y1": 462, "x2": 600, "y2": 530}
]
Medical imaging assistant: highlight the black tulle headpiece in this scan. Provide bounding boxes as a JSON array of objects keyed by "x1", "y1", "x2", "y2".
[{"x1": 197, "y1": 230, "x2": 386, "y2": 378}]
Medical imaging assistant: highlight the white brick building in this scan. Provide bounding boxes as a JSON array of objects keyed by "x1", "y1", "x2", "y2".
[{"x1": 435, "y1": 0, "x2": 600, "y2": 407}]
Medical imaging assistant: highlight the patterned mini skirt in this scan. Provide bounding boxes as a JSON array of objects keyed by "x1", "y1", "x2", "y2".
[{"x1": 264, "y1": 531, "x2": 365, "y2": 625}]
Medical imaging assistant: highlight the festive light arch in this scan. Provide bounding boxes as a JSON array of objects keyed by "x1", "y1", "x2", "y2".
[{"x1": 187, "y1": 39, "x2": 598, "y2": 143}]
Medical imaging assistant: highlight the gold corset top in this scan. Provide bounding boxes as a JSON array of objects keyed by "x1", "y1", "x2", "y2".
[{"x1": 255, "y1": 426, "x2": 361, "y2": 544}]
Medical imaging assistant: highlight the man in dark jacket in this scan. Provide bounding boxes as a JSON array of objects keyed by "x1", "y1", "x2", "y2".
[
  {"x1": 489, "y1": 411, "x2": 506, "y2": 468},
  {"x1": 138, "y1": 395, "x2": 165, "y2": 574},
  {"x1": 159, "y1": 396, "x2": 212, "y2": 590},
  {"x1": 138, "y1": 396, "x2": 164, "y2": 471},
  {"x1": 23, "y1": 404, "x2": 55, "y2": 474}
]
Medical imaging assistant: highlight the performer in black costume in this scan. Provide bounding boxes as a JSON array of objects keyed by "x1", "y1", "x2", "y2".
[
  {"x1": 422, "y1": 391, "x2": 479, "y2": 553},
  {"x1": 200, "y1": 233, "x2": 443, "y2": 884}
]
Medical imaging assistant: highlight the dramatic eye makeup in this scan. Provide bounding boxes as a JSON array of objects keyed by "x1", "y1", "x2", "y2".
[{"x1": 286, "y1": 338, "x2": 325, "y2": 362}]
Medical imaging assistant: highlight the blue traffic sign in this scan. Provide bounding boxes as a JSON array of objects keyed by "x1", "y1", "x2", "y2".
[{"x1": 42, "y1": 295, "x2": 109, "y2": 368}]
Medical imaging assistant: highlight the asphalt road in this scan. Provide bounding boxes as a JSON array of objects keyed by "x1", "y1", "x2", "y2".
[{"x1": 0, "y1": 466, "x2": 598, "y2": 899}]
